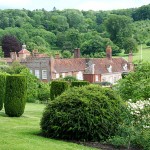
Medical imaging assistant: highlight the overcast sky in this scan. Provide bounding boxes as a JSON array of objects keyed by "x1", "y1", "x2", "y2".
[{"x1": 0, "y1": 0, "x2": 149, "y2": 11}]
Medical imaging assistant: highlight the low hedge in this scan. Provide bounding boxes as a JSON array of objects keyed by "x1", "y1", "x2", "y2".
[
  {"x1": 71, "y1": 81, "x2": 89, "y2": 87},
  {"x1": 4, "y1": 75, "x2": 27, "y2": 117}
]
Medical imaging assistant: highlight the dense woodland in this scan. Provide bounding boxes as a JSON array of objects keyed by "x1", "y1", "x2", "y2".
[{"x1": 0, "y1": 4, "x2": 150, "y2": 58}]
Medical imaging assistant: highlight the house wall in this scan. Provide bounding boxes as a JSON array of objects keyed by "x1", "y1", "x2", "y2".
[
  {"x1": 83, "y1": 74, "x2": 101, "y2": 83},
  {"x1": 21, "y1": 57, "x2": 51, "y2": 82},
  {"x1": 101, "y1": 73, "x2": 122, "y2": 84}
]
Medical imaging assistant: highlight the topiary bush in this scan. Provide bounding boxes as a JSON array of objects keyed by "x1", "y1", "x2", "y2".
[
  {"x1": 4, "y1": 75, "x2": 27, "y2": 117},
  {"x1": 50, "y1": 81, "x2": 69, "y2": 100},
  {"x1": 41, "y1": 84, "x2": 124, "y2": 141},
  {"x1": 71, "y1": 81, "x2": 89, "y2": 87},
  {"x1": 0, "y1": 74, "x2": 6, "y2": 110},
  {"x1": 38, "y1": 82, "x2": 50, "y2": 103}
]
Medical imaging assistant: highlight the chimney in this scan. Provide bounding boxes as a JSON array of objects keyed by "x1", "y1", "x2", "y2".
[
  {"x1": 50, "y1": 56, "x2": 55, "y2": 79},
  {"x1": 74, "y1": 48, "x2": 80, "y2": 58},
  {"x1": 128, "y1": 52, "x2": 133, "y2": 63},
  {"x1": 10, "y1": 52, "x2": 17, "y2": 61},
  {"x1": 55, "y1": 53, "x2": 60, "y2": 59},
  {"x1": 106, "y1": 46, "x2": 112, "y2": 59}
]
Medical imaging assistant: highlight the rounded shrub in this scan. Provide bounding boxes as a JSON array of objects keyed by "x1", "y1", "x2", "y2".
[
  {"x1": 50, "y1": 81, "x2": 69, "y2": 100},
  {"x1": 41, "y1": 84, "x2": 124, "y2": 141},
  {"x1": 0, "y1": 75, "x2": 6, "y2": 110},
  {"x1": 4, "y1": 75, "x2": 27, "y2": 117}
]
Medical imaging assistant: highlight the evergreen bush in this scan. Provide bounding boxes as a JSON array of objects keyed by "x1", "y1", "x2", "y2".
[
  {"x1": 41, "y1": 84, "x2": 124, "y2": 141},
  {"x1": 50, "y1": 81, "x2": 69, "y2": 100},
  {"x1": 0, "y1": 75, "x2": 6, "y2": 110},
  {"x1": 4, "y1": 75, "x2": 27, "y2": 117},
  {"x1": 71, "y1": 81, "x2": 89, "y2": 87}
]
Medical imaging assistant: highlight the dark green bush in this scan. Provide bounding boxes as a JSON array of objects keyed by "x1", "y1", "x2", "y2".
[
  {"x1": 41, "y1": 84, "x2": 124, "y2": 141},
  {"x1": 4, "y1": 75, "x2": 27, "y2": 117},
  {"x1": 38, "y1": 82, "x2": 50, "y2": 102},
  {"x1": 71, "y1": 81, "x2": 89, "y2": 87},
  {"x1": 63, "y1": 76, "x2": 78, "y2": 82},
  {"x1": 0, "y1": 75, "x2": 6, "y2": 110},
  {"x1": 50, "y1": 81, "x2": 69, "y2": 100}
]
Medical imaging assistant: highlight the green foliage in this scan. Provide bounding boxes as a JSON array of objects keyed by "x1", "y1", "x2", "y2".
[
  {"x1": 20, "y1": 68, "x2": 39, "y2": 103},
  {"x1": 71, "y1": 81, "x2": 89, "y2": 87},
  {"x1": 38, "y1": 82, "x2": 50, "y2": 103},
  {"x1": 41, "y1": 84, "x2": 124, "y2": 141},
  {"x1": 105, "y1": 14, "x2": 133, "y2": 48},
  {"x1": 109, "y1": 100, "x2": 150, "y2": 150},
  {"x1": 50, "y1": 81, "x2": 69, "y2": 100},
  {"x1": 63, "y1": 76, "x2": 78, "y2": 82},
  {"x1": 146, "y1": 40, "x2": 150, "y2": 46},
  {"x1": 4, "y1": 75, "x2": 27, "y2": 117},
  {"x1": 123, "y1": 38, "x2": 138, "y2": 54},
  {"x1": 116, "y1": 62, "x2": 150, "y2": 101},
  {"x1": 0, "y1": 74, "x2": 6, "y2": 110}
]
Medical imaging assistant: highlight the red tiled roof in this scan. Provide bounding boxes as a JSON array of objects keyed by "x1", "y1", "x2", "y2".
[
  {"x1": 54, "y1": 58, "x2": 87, "y2": 73},
  {"x1": 36, "y1": 54, "x2": 48, "y2": 58},
  {"x1": 54, "y1": 57, "x2": 129, "y2": 74},
  {"x1": 18, "y1": 49, "x2": 30, "y2": 54}
]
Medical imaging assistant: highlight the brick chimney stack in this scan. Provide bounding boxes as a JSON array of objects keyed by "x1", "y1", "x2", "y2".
[
  {"x1": 74, "y1": 48, "x2": 80, "y2": 58},
  {"x1": 128, "y1": 52, "x2": 133, "y2": 63},
  {"x1": 106, "y1": 46, "x2": 112, "y2": 59}
]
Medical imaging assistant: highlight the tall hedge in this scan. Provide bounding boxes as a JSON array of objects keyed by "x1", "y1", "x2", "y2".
[
  {"x1": 71, "y1": 81, "x2": 89, "y2": 87},
  {"x1": 0, "y1": 75, "x2": 6, "y2": 110},
  {"x1": 50, "y1": 81, "x2": 69, "y2": 100},
  {"x1": 4, "y1": 75, "x2": 27, "y2": 117}
]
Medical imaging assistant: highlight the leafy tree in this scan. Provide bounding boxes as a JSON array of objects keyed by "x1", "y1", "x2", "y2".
[
  {"x1": 123, "y1": 38, "x2": 138, "y2": 54},
  {"x1": 61, "y1": 50, "x2": 72, "y2": 58},
  {"x1": 116, "y1": 62, "x2": 150, "y2": 101},
  {"x1": 2, "y1": 35, "x2": 21, "y2": 57},
  {"x1": 105, "y1": 14, "x2": 133, "y2": 48}
]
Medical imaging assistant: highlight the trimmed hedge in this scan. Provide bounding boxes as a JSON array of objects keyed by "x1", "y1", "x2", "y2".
[
  {"x1": 0, "y1": 75, "x2": 6, "y2": 110},
  {"x1": 71, "y1": 81, "x2": 89, "y2": 87},
  {"x1": 4, "y1": 75, "x2": 27, "y2": 117},
  {"x1": 41, "y1": 84, "x2": 124, "y2": 141},
  {"x1": 50, "y1": 81, "x2": 69, "y2": 100}
]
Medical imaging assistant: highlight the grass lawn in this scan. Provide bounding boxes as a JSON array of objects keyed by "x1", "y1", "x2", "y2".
[
  {"x1": 0, "y1": 103, "x2": 97, "y2": 150},
  {"x1": 115, "y1": 45, "x2": 150, "y2": 62}
]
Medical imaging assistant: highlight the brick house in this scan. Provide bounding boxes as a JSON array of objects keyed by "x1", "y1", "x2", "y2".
[{"x1": 1, "y1": 45, "x2": 134, "y2": 84}]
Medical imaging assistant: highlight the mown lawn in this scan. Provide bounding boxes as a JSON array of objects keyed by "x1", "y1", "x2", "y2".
[
  {"x1": 116, "y1": 45, "x2": 150, "y2": 62},
  {"x1": 0, "y1": 103, "x2": 97, "y2": 150}
]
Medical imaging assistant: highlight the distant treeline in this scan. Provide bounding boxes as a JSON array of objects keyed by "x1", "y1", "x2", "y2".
[{"x1": 0, "y1": 4, "x2": 150, "y2": 57}]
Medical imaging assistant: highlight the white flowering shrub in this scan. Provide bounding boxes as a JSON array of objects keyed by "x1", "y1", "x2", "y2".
[{"x1": 109, "y1": 99, "x2": 150, "y2": 149}]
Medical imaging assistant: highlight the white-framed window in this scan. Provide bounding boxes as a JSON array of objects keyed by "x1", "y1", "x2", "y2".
[
  {"x1": 77, "y1": 71, "x2": 83, "y2": 80},
  {"x1": 95, "y1": 75, "x2": 99, "y2": 82},
  {"x1": 62, "y1": 73, "x2": 65, "y2": 78},
  {"x1": 35, "y1": 70, "x2": 40, "y2": 79},
  {"x1": 56, "y1": 73, "x2": 60, "y2": 79},
  {"x1": 42, "y1": 70, "x2": 47, "y2": 79}
]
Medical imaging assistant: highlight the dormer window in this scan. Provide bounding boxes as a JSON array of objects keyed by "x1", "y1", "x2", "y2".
[
  {"x1": 123, "y1": 64, "x2": 127, "y2": 71},
  {"x1": 107, "y1": 65, "x2": 112, "y2": 73}
]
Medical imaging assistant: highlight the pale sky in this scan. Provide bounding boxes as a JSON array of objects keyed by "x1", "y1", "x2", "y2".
[{"x1": 0, "y1": 0, "x2": 149, "y2": 11}]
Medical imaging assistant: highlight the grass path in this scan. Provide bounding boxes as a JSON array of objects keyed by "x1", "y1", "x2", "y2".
[{"x1": 0, "y1": 103, "x2": 96, "y2": 150}]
